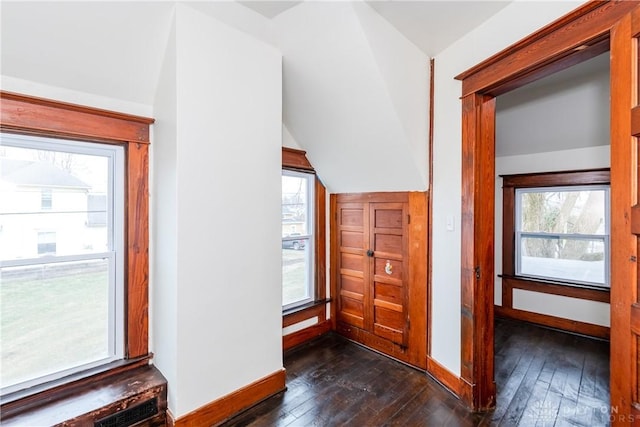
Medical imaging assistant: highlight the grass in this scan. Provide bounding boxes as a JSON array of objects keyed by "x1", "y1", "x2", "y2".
[
  {"x1": 1, "y1": 252, "x2": 309, "y2": 388},
  {"x1": 282, "y1": 248, "x2": 308, "y2": 305},
  {"x1": 1, "y1": 264, "x2": 110, "y2": 388}
]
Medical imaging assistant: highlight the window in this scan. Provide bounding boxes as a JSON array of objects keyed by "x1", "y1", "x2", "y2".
[
  {"x1": 37, "y1": 231, "x2": 57, "y2": 255},
  {"x1": 516, "y1": 186, "x2": 609, "y2": 286},
  {"x1": 41, "y1": 189, "x2": 52, "y2": 210},
  {"x1": 0, "y1": 91, "x2": 152, "y2": 409},
  {"x1": 0, "y1": 133, "x2": 125, "y2": 395},
  {"x1": 282, "y1": 170, "x2": 314, "y2": 309},
  {"x1": 503, "y1": 169, "x2": 611, "y2": 289}
]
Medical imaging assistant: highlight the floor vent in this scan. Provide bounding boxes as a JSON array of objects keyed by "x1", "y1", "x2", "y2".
[{"x1": 94, "y1": 398, "x2": 158, "y2": 427}]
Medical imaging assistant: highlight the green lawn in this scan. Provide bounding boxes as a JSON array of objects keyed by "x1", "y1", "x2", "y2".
[
  {"x1": 282, "y1": 248, "x2": 308, "y2": 305},
  {"x1": 1, "y1": 265, "x2": 109, "y2": 388}
]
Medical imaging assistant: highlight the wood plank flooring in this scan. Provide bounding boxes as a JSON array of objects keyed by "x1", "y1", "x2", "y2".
[{"x1": 222, "y1": 318, "x2": 610, "y2": 426}]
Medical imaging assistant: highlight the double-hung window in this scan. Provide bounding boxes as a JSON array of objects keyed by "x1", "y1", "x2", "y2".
[
  {"x1": 281, "y1": 169, "x2": 315, "y2": 309},
  {"x1": 505, "y1": 170, "x2": 611, "y2": 289},
  {"x1": 0, "y1": 133, "x2": 125, "y2": 395}
]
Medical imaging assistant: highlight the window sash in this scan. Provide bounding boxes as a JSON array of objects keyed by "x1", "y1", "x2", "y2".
[
  {"x1": 0, "y1": 133, "x2": 125, "y2": 396},
  {"x1": 282, "y1": 170, "x2": 315, "y2": 310},
  {"x1": 514, "y1": 184, "x2": 610, "y2": 288}
]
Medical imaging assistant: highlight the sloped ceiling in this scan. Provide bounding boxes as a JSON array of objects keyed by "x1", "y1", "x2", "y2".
[
  {"x1": 274, "y1": 2, "x2": 428, "y2": 192},
  {"x1": 1, "y1": 1, "x2": 175, "y2": 106},
  {"x1": 496, "y1": 52, "x2": 610, "y2": 157}
]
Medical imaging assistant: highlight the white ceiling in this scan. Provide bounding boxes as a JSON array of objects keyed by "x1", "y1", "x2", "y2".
[
  {"x1": 240, "y1": 1, "x2": 511, "y2": 56},
  {"x1": 365, "y1": 1, "x2": 510, "y2": 56},
  {"x1": 239, "y1": 1, "x2": 302, "y2": 19},
  {"x1": 1, "y1": 1, "x2": 512, "y2": 107}
]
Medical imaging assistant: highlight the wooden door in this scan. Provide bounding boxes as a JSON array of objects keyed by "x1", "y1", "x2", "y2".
[
  {"x1": 611, "y1": 5, "x2": 640, "y2": 423},
  {"x1": 334, "y1": 192, "x2": 417, "y2": 363},
  {"x1": 370, "y1": 202, "x2": 408, "y2": 347}
]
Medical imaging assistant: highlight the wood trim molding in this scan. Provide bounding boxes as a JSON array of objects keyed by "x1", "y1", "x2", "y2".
[
  {"x1": 329, "y1": 194, "x2": 338, "y2": 330},
  {"x1": 0, "y1": 91, "x2": 153, "y2": 143},
  {"x1": 282, "y1": 147, "x2": 313, "y2": 171},
  {"x1": 455, "y1": 1, "x2": 637, "y2": 97},
  {"x1": 459, "y1": 93, "x2": 496, "y2": 411},
  {"x1": 501, "y1": 168, "x2": 610, "y2": 187},
  {"x1": 283, "y1": 304, "x2": 325, "y2": 328},
  {"x1": 426, "y1": 356, "x2": 463, "y2": 397},
  {"x1": 172, "y1": 369, "x2": 286, "y2": 427},
  {"x1": 427, "y1": 58, "x2": 435, "y2": 359},
  {"x1": 408, "y1": 192, "x2": 428, "y2": 370},
  {"x1": 495, "y1": 306, "x2": 610, "y2": 340},
  {"x1": 501, "y1": 276, "x2": 610, "y2": 305},
  {"x1": 283, "y1": 320, "x2": 332, "y2": 351},
  {"x1": 315, "y1": 178, "x2": 327, "y2": 302}
]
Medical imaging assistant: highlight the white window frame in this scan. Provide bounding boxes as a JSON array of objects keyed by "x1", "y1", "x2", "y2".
[
  {"x1": 281, "y1": 169, "x2": 315, "y2": 310},
  {"x1": 515, "y1": 184, "x2": 610, "y2": 288},
  {"x1": 0, "y1": 133, "x2": 125, "y2": 395}
]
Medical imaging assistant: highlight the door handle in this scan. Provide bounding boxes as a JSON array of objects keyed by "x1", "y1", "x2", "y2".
[{"x1": 366, "y1": 249, "x2": 374, "y2": 257}]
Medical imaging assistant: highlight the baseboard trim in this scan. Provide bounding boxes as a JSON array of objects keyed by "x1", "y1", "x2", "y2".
[
  {"x1": 495, "y1": 305, "x2": 610, "y2": 340},
  {"x1": 283, "y1": 319, "x2": 332, "y2": 351},
  {"x1": 426, "y1": 356, "x2": 463, "y2": 397},
  {"x1": 172, "y1": 369, "x2": 286, "y2": 427}
]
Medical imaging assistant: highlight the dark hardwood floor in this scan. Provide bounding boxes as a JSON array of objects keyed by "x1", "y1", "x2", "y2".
[{"x1": 222, "y1": 318, "x2": 610, "y2": 426}]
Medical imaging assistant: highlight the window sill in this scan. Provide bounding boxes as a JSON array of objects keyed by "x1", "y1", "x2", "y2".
[
  {"x1": 283, "y1": 298, "x2": 331, "y2": 317},
  {"x1": 1, "y1": 354, "x2": 153, "y2": 418}
]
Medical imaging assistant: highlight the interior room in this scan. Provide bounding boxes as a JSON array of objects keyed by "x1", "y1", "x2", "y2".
[{"x1": 1, "y1": 1, "x2": 638, "y2": 426}]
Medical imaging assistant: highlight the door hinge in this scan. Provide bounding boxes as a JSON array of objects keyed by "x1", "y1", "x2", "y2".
[
  {"x1": 407, "y1": 214, "x2": 411, "y2": 224},
  {"x1": 474, "y1": 266, "x2": 481, "y2": 280}
]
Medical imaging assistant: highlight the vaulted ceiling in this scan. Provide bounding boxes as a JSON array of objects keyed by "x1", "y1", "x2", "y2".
[{"x1": 2, "y1": 1, "x2": 605, "y2": 192}]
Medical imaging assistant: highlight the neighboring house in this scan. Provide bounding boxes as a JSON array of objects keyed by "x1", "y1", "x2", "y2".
[{"x1": 0, "y1": 158, "x2": 104, "y2": 260}]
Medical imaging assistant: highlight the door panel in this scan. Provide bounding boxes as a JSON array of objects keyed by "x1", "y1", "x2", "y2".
[
  {"x1": 336, "y1": 203, "x2": 368, "y2": 331},
  {"x1": 371, "y1": 203, "x2": 408, "y2": 346}
]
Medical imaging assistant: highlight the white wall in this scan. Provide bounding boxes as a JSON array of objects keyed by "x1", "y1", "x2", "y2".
[
  {"x1": 151, "y1": 8, "x2": 179, "y2": 412},
  {"x1": 431, "y1": 0, "x2": 583, "y2": 376},
  {"x1": 494, "y1": 145, "x2": 611, "y2": 327},
  {"x1": 153, "y1": 4, "x2": 283, "y2": 417},
  {"x1": 274, "y1": 1, "x2": 428, "y2": 193}
]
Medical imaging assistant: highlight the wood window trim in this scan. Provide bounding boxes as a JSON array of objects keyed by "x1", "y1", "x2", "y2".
[
  {"x1": 0, "y1": 91, "x2": 153, "y2": 410},
  {"x1": 500, "y1": 169, "x2": 611, "y2": 338},
  {"x1": 454, "y1": 0, "x2": 637, "y2": 412},
  {"x1": 282, "y1": 147, "x2": 327, "y2": 309},
  {"x1": 501, "y1": 168, "x2": 611, "y2": 289}
]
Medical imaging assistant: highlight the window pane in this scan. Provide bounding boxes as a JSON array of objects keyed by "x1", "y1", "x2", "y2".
[
  {"x1": 282, "y1": 239, "x2": 311, "y2": 307},
  {"x1": 519, "y1": 236, "x2": 606, "y2": 285},
  {"x1": 520, "y1": 189, "x2": 606, "y2": 234},
  {"x1": 1, "y1": 259, "x2": 111, "y2": 389},
  {"x1": 0, "y1": 145, "x2": 110, "y2": 261},
  {"x1": 1, "y1": 134, "x2": 123, "y2": 395},
  {"x1": 282, "y1": 174, "x2": 310, "y2": 236}
]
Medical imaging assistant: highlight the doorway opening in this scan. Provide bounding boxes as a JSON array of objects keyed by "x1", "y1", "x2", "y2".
[{"x1": 453, "y1": 1, "x2": 638, "y2": 416}]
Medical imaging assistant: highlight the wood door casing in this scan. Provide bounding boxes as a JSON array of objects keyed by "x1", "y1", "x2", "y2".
[
  {"x1": 454, "y1": 1, "x2": 640, "y2": 413},
  {"x1": 332, "y1": 192, "x2": 427, "y2": 369},
  {"x1": 611, "y1": 5, "x2": 640, "y2": 423}
]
